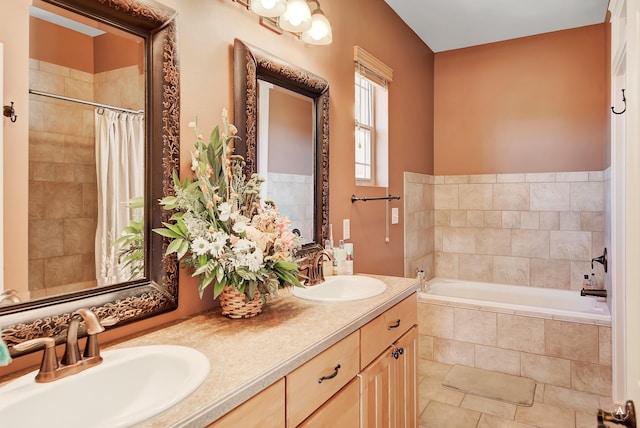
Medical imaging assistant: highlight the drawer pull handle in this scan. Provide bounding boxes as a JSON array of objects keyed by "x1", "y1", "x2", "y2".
[
  {"x1": 318, "y1": 364, "x2": 341, "y2": 383},
  {"x1": 387, "y1": 319, "x2": 401, "y2": 330}
]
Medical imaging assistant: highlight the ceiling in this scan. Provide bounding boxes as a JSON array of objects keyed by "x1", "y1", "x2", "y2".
[{"x1": 383, "y1": 0, "x2": 609, "y2": 53}]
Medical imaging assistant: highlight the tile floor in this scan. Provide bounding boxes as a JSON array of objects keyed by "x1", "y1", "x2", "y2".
[{"x1": 419, "y1": 358, "x2": 613, "y2": 428}]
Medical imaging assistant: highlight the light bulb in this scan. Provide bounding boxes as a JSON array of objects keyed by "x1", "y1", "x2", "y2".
[
  {"x1": 301, "y1": 8, "x2": 332, "y2": 45},
  {"x1": 279, "y1": 0, "x2": 311, "y2": 32},
  {"x1": 261, "y1": 0, "x2": 276, "y2": 9},
  {"x1": 250, "y1": 0, "x2": 286, "y2": 17}
]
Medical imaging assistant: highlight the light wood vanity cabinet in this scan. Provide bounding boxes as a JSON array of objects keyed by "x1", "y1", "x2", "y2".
[
  {"x1": 360, "y1": 295, "x2": 418, "y2": 428},
  {"x1": 209, "y1": 293, "x2": 418, "y2": 427}
]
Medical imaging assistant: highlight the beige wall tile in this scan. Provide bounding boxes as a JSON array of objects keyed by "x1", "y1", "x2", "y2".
[
  {"x1": 571, "y1": 182, "x2": 604, "y2": 211},
  {"x1": 493, "y1": 257, "x2": 530, "y2": 285},
  {"x1": 435, "y1": 251, "x2": 458, "y2": 278},
  {"x1": 483, "y1": 211, "x2": 503, "y2": 228},
  {"x1": 511, "y1": 230, "x2": 549, "y2": 258},
  {"x1": 530, "y1": 259, "x2": 571, "y2": 288},
  {"x1": 493, "y1": 183, "x2": 530, "y2": 210},
  {"x1": 419, "y1": 334, "x2": 434, "y2": 361},
  {"x1": 525, "y1": 172, "x2": 557, "y2": 183},
  {"x1": 530, "y1": 182, "x2": 570, "y2": 211},
  {"x1": 63, "y1": 218, "x2": 96, "y2": 255},
  {"x1": 435, "y1": 210, "x2": 451, "y2": 227},
  {"x1": 520, "y1": 212, "x2": 539, "y2": 229},
  {"x1": 497, "y1": 173, "x2": 526, "y2": 183},
  {"x1": 521, "y1": 353, "x2": 571, "y2": 388},
  {"x1": 467, "y1": 211, "x2": 484, "y2": 227},
  {"x1": 433, "y1": 337, "x2": 475, "y2": 366},
  {"x1": 451, "y1": 210, "x2": 468, "y2": 227},
  {"x1": 454, "y1": 308, "x2": 497, "y2": 346},
  {"x1": 435, "y1": 184, "x2": 459, "y2": 209},
  {"x1": 459, "y1": 184, "x2": 493, "y2": 210},
  {"x1": 470, "y1": 174, "x2": 497, "y2": 184},
  {"x1": 550, "y1": 230, "x2": 592, "y2": 261},
  {"x1": 478, "y1": 414, "x2": 537, "y2": 428},
  {"x1": 545, "y1": 320, "x2": 599, "y2": 363},
  {"x1": 445, "y1": 175, "x2": 470, "y2": 184},
  {"x1": 502, "y1": 211, "x2": 520, "y2": 229},
  {"x1": 29, "y1": 219, "x2": 64, "y2": 259},
  {"x1": 30, "y1": 131, "x2": 66, "y2": 163},
  {"x1": 497, "y1": 314, "x2": 545, "y2": 354},
  {"x1": 458, "y1": 254, "x2": 493, "y2": 282},
  {"x1": 599, "y1": 327, "x2": 612, "y2": 366},
  {"x1": 419, "y1": 303, "x2": 455, "y2": 339},
  {"x1": 539, "y1": 211, "x2": 560, "y2": 230},
  {"x1": 557, "y1": 171, "x2": 589, "y2": 182},
  {"x1": 571, "y1": 362, "x2": 612, "y2": 396},
  {"x1": 476, "y1": 229, "x2": 512, "y2": 256},
  {"x1": 581, "y1": 212, "x2": 604, "y2": 232},
  {"x1": 474, "y1": 344, "x2": 521, "y2": 376},
  {"x1": 575, "y1": 410, "x2": 598, "y2": 428},
  {"x1": 559, "y1": 212, "x2": 581, "y2": 231},
  {"x1": 443, "y1": 227, "x2": 476, "y2": 253}
]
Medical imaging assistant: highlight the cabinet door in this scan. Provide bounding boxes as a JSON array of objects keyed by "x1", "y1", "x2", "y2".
[
  {"x1": 359, "y1": 346, "x2": 394, "y2": 428},
  {"x1": 299, "y1": 377, "x2": 360, "y2": 427},
  {"x1": 394, "y1": 326, "x2": 417, "y2": 428},
  {"x1": 208, "y1": 378, "x2": 285, "y2": 427}
]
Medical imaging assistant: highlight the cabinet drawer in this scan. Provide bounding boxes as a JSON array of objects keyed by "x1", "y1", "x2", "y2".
[
  {"x1": 287, "y1": 331, "x2": 359, "y2": 427},
  {"x1": 360, "y1": 293, "x2": 417, "y2": 368},
  {"x1": 209, "y1": 378, "x2": 285, "y2": 427},
  {"x1": 299, "y1": 377, "x2": 360, "y2": 427}
]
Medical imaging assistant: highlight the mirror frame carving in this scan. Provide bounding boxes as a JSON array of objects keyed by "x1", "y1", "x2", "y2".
[
  {"x1": 233, "y1": 39, "x2": 329, "y2": 253},
  {"x1": 1, "y1": 0, "x2": 180, "y2": 356}
]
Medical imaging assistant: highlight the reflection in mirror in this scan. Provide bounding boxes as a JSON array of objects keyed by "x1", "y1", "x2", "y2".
[
  {"x1": 1, "y1": 0, "x2": 179, "y2": 356},
  {"x1": 234, "y1": 39, "x2": 330, "y2": 251},
  {"x1": 28, "y1": 4, "x2": 145, "y2": 302},
  {"x1": 257, "y1": 81, "x2": 314, "y2": 243}
]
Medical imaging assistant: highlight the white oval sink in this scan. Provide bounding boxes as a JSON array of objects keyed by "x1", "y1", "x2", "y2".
[
  {"x1": 0, "y1": 344, "x2": 210, "y2": 428},
  {"x1": 292, "y1": 275, "x2": 387, "y2": 302}
]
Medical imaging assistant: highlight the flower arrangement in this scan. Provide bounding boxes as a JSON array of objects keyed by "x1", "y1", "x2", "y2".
[{"x1": 154, "y1": 109, "x2": 302, "y2": 303}]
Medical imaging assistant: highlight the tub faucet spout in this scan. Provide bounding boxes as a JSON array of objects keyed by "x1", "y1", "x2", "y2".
[{"x1": 581, "y1": 288, "x2": 607, "y2": 298}]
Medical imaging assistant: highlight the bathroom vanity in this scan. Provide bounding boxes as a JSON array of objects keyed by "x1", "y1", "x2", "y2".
[{"x1": 108, "y1": 274, "x2": 418, "y2": 427}]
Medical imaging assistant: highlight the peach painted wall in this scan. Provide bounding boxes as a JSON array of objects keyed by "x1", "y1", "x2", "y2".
[
  {"x1": 434, "y1": 24, "x2": 606, "y2": 175},
  {"x1": 0, "y1": 0, "x2": 434, "y2": 375}
]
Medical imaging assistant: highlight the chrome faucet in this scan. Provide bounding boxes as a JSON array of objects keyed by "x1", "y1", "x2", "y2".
[{"x1": 13, "y1": 308, "x2": 117, "y2": 383}]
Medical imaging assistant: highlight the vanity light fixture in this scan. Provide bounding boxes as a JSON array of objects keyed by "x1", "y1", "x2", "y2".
[
  {"x1": 301, "y1": 0, "x2": 332, "y2": 45},
  {"x1": 278, "y1": 0, "x2": 312, "y2": 33},
  {"x1": 249, "y1": 0, "x2": 286, "y2": 17},
  {"x1": 234, "y1": 0, "x2": 332, "y2": 45}
]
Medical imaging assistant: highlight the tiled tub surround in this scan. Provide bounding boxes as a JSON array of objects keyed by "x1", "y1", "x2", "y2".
[
  {"x1": 418, "y1": 294, "x2": 612, "y2": 398},
  {"x1": 404, "y1": 172, "x2": 435, "y2": 279},
  {"x1": 1, "y1": 276, "x2": 417, "y2": 427},
  {"x1": 434, "y1": 171, "x2": 605, "y2": 290}
]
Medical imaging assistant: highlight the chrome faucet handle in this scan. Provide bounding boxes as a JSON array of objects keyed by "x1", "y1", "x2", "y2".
[{"x1": 14, "y1": 337, "x2": 59, "y2": 383}]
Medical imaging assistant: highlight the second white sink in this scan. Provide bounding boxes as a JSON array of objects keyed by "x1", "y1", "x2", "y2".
[{"x1": 292, "y1": 275, "x2": 387, "y2": 302}]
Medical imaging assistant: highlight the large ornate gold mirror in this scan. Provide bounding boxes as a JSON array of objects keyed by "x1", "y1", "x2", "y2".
[
  {"x1": 233, "y1": 39, "x2": 329, "y2": 252},
  {"x1": 1, "y1": 0, "x2": 179, "y2": 356}
]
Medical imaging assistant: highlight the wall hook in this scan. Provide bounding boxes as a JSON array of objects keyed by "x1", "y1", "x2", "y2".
[
  {"x1": 3, "y1": 101, "x2": 17, "y2": 122},
  {"x1": 611, "y1": 89, "x2": 626, "y2": 115}
]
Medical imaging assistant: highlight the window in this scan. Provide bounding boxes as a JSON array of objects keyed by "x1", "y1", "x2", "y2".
[
  {"x1": 355, "y1": 72, "x2": 375, "y2": 182},
  {"x1": 354, "y1": 46, "x2": 392, "y2": 187}
]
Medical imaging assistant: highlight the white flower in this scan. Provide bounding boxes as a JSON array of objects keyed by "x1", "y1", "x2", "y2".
[
  {"x1": 232, "y1": 238, "x2": 253, "y2": 253},
  {"x1": 191, "y1": 237, "x2": 210, "y2": 256},
  {"x1": 209, "y1": 232, "x2": 228, "y2": 257},
  {"x1": 233, "y1": 220, "x2": 247, "y2": 234},
  {"x1": 218, "y1": 202, "x2": 232, "y2": 221},
  {"x1": 245, "y1": 248, "x2": 263, "y2": 272}
]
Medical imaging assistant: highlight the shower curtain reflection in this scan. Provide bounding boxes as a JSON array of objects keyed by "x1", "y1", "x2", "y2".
[{"x1": 95, "y1": 108, "x2": 144, "y2": 285}]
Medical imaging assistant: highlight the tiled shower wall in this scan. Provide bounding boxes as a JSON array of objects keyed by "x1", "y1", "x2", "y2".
[
  {"x1": 28, "y1": 60, "x2": 143, "y2": 297},
  {"x1": 405, "y1": 171, "x2": 605, "y2": 290}
]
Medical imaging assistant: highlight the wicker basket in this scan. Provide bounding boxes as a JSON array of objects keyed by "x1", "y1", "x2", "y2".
[{"x1": 219, "y1": 286, "x2": 263, "y2": 319}]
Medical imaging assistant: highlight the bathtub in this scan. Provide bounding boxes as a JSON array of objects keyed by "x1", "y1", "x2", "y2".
[
  {"x1": 418, "y1": 278, "x2": 612, "y2": 396},
  {"x1": 418, "y1": 277, "x2": 610, "y2": 324}
]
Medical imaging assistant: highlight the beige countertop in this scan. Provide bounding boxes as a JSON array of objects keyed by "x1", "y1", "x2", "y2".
[{"x1": 111, "y1": 274, "x2": 418, "y2": 427}]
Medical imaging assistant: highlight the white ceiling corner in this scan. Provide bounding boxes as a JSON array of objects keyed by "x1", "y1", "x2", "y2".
[{"x1": 383, "y1": 0, "x2": 609, "y2": 53}]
